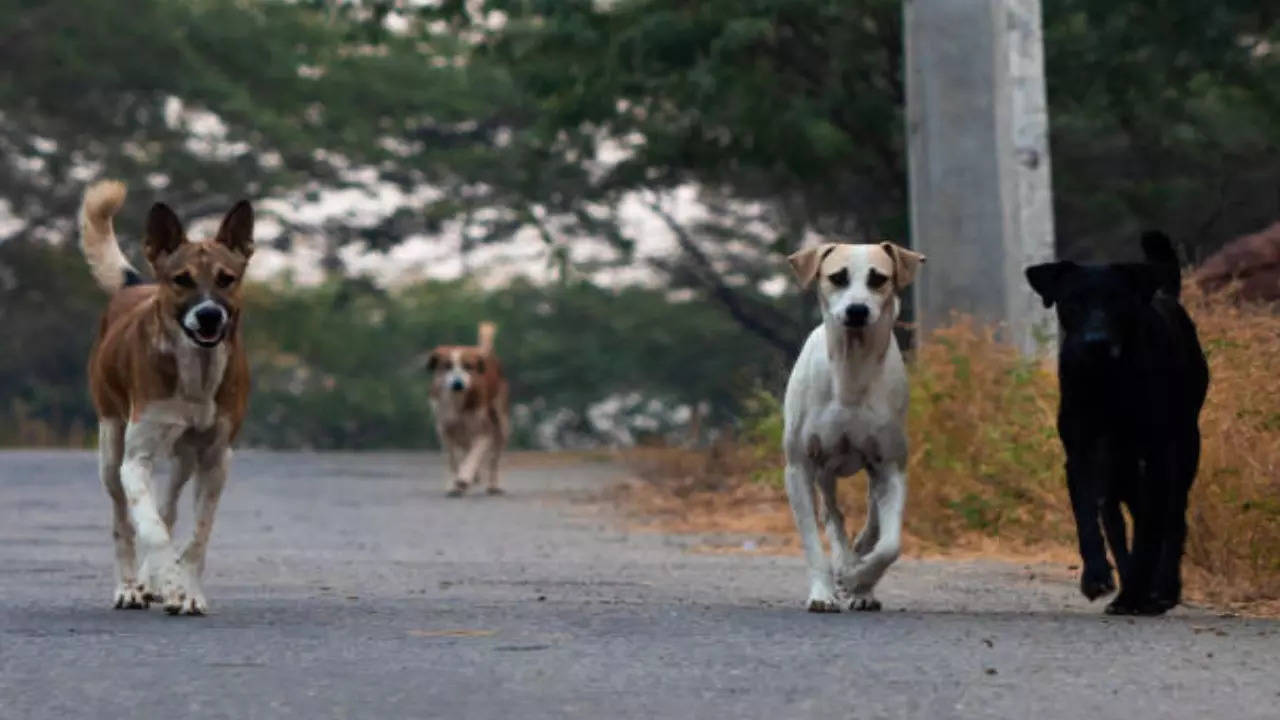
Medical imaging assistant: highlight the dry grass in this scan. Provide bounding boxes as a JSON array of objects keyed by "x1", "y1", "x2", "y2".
[{"x1": 621, "y1": 285, "x2": 1280, "y2": 610}]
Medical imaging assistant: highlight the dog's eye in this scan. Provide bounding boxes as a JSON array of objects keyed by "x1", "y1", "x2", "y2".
[
  {"x1": 827, "y1": 269, "x2": 850, "y2": 288},
  {"x1": 171, "y1": 272, "x2": 196, "y2": 289},
  {"x1": 215, "y1": 271, "x2": 237, "y2": 289},
  {"x1": 867, "y1": 269, "x2": 889, "y2": 290}
]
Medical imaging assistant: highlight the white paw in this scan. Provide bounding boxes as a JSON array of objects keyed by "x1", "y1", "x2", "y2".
[
  {"x1": 806, "y1": 585, "x2": 842, "y2": 613},
  {"x1": 140, "y1": 552, "x2": 202, "y2": 615},
  {"x1": 167, "y1": 587, "x2": 208, "y2": 616},
  {"x1": 849, "y1": 592, "x2": 882, "y2": 612},
  {"x1": 446, "y1": 480, "x2": 468, "y2": 497},
  {"x1": 113, "y1": 583, "x2": 148, "y2": 610}
]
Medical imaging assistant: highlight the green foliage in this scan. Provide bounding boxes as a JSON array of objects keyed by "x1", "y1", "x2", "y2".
[
  {"x1": 0, "y1": 244, "x2": 782, "y2": 448},
  {"x1": 242, "y1": 277, "x2": 784, "y2": 448},
  {"x1": 0, "y1": 0, "x2": 513, "y2": 252},
  {"x1": 1044, "y1": 1, "x2": 1280, "y2": 258},
  {"x1": 0, "y1": 242, "x2": 102, "y2": 445}
]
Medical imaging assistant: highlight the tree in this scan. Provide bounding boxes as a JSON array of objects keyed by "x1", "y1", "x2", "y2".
[
  {"x1": 0, "y1": 0, "x2": 512, "y2": 257},
  {"x1": 445, "y1": 0, "x2": 907, "y2": 359},
  {"x1": 1045, "y1": 1, "x2": 1280, "y2": 261}
]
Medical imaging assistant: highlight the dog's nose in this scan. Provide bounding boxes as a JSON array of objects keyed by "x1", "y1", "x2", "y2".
[
  {"x1": 1081, "y1": 330, "x2": 1110, "y2": 350},
  {"x1": 450, "y1": 379, "x2": 466, "y2": 392},
  {"x1": 194, "y1": 306, "x2": 225, "y2": 334},
  {"x1": 843, "y1": 304, "x2": 870, "y2": 328}
]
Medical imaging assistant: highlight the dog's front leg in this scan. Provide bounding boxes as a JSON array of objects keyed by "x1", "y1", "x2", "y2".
[
  {"x1": 842, "y1": 462, "x2": 904, "y2": 611},
  {"x1": 170, "y1": 445, "x2": 229, "y2": 615},
  {"x1": 442, "y1": 433, "x2": 467, "y2": 496},
  {"x1": 121, "y1": 420, "x2": 186, "y2": 608},
  {"x1": 481, "y1": 432, "x2": 504, "y2": 495},
  {"x1": 1109, "y1": 444, "x2": 1175, "y2": 615},
  {"x1": 785, "y1": 463, "x2": 840, "y2": 612},
  {"x1": 1065, "y1": 455, "x2": 1114, "y2": 601},
  {"x1": 455, "y1": 434, "x2": 494, "y2": 495},
  {"x1": 99, "y1": 419, "x2": 146, "y2": 609}
]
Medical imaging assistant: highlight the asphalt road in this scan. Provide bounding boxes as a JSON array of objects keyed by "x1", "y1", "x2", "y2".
[{"x1": 1, "y1": 450, "x2": 1277, "y2": 720}]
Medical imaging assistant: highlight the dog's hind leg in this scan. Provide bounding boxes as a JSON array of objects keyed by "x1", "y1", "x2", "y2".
[
  {"x1": 160, "y1": 445, "x2": 195, "y2": 533},
  {"x1": 100, "y1": 419, "x2": 146, "y2": 609},
  {"x1": 815, "y1": 472, "x2": 854, "y2": 586},
  {"x1": 785, "y1": 463, "x2": 840, "y2": 612},
  {"x1": 852, "y1": 480, "x2": 881, "y2": 558},
  {"x1": 844, "y1": 462, "x2": 905, "y2": 611},
  {"x1": 1100, "y1": 499, "x2": 1130, "y2": 584}
]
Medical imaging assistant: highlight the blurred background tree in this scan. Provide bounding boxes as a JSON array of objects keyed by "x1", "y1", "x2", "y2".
[{"x1": 1, "y1": 0, "x2": 1276, "y2": 448}]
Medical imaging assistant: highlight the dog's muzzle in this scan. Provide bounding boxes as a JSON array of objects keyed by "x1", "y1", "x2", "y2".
[
  {"x1": 449, "y1": 378, "x2": 466, "y2": 393},
  {"x1": 182, "y1": 299, "x2": 229, "y2": 347}
]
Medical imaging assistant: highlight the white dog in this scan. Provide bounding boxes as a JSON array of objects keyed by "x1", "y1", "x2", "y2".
[{"x1": 782, "y1": 241, "x2": 925, "y2": 612}]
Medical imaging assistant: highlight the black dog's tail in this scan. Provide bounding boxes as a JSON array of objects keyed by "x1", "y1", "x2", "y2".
[{"x1": 1141, "y1": 230, "x2": 1181, "y2": 298}]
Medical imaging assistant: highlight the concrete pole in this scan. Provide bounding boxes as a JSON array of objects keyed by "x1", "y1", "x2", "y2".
[{"x1": 905, "y1": 0, "x2": 1057, "y2": 356}]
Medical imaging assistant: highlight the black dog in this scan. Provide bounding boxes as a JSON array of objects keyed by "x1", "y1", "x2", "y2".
[{"x1": 1026, "y1": 232, "x2": 1209, "y2": 615}]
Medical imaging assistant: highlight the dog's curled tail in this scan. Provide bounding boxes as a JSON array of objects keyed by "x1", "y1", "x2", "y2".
[
  {"x1": 79, "y1": 180, "x2": 140, "y2": 293},
  {"x1": 477, "y1": 321, "x2": 497, "y2": 354},
  {"x1": 1141, "y1": 230, "x2": 1182, "y2": 298}
]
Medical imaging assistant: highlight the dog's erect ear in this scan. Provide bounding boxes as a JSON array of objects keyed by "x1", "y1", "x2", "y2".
[
  {"x1": 787, "y1": 243, "x2": 839, "y2": 289},
  {"x1": 880, "y1": 242, "x2": 927, "y2": 289},
  {"x1": 214, "y1": 200, "x2": 255, "y2": 258},
  {"x1": 1025, "y1": 261, "x2": 1075, "y2": 308},
  {"x1": 144, "y1": 202, "x2": 186, "y2": 267},
  {"x1": 1119, "y1": 263, "x2": 1161, "y2": 303}
]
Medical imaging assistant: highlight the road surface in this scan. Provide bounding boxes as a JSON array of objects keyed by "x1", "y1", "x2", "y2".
[{"x1": 1, "y1": 450, "x2": 1277, "y2": 719}]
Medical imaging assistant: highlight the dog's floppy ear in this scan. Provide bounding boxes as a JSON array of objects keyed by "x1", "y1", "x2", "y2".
[
  {"x1": 214, "y1": 200, "x2": 255, "y2": 258},
  {"x1": 1025, "y1": 261, "x2": 1075, "y2": 308},
  {"x1": 143, "y1": 202, "x2": 186, "y2": 267},
  {"x1": 880, "y1": 241, "x2": 927, "y2": 289},
  {"x1": 787, "y1": 243, "x2": 839, "y2": 289}
]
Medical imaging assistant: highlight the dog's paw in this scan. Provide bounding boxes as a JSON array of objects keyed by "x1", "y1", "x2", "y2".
[
  {"x1": 112, "y1": 584, "x2": 149, "y2": 610},
  {"x1": 806, "y1": 584, "x2": 842, "y2": 613},
  {"x1": 166, "y1": 586, "x2": 208, "y2": 616},
  {"x1": 1106, "y1": 594, "x2": 1171, "y2": 617},
  {"x1": 446, "y1": 481, "x2": 468, "y2": 498},
  {"x1": 807, "y1": 597, "x2": 842, "y2": 613},
  {"x1": 1079, "y1": 566, "x2": 1116, "y2": 601},
  {"x1": 141, "y1": 553, "x2": 200, "y2": 615},
  {"x1": 848, "y1": 593, "x2": 882, "y2": 612},
  {"x1": 1105, "y1": 592, "x2": 1168, "y2": 616}
]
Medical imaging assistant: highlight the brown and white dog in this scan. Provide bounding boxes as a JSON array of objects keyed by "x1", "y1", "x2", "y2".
[
  {"x1": 80, "y1": 180, "x2": 254, "y2": 615},
  {"x1": 425, "y1": 322, "x2": 510, "y2": 496}
]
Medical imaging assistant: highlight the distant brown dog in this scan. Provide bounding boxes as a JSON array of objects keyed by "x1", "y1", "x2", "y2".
[
  {"x1": 80, "y1": 179, "x2": 254, "y2": 615},
  {"x1": 425, "y1": 322, "x2": 510, "y2": 496}
]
